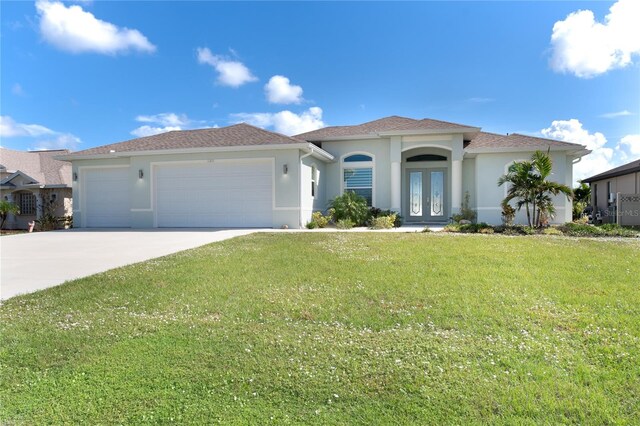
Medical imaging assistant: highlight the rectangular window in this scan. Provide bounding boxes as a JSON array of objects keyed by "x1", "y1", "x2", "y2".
[
  {"x1": 344, "y1": 167, "x2": 372, "y2": 206},
  {"x1": 20, "y1": 193, "x2": 36, "y2": 215}
]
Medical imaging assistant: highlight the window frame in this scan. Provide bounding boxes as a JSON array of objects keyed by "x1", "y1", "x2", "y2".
[
  {"x1": 341, "y1": 152, "x2": 375, "y2": 206},
  {"x1": 19, "y1": 192, "x2": 36, "y2": 215},
  {"x1": 311, "y1": 165, "x2": 318, "y2": 199}
]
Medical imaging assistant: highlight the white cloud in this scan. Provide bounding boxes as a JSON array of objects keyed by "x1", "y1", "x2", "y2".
[
  {"x1": 130, "y1": 125, "x2": 181, "y2": 138},
  {"x1": 617, "y1": 134, "x2": 640, "y2": 158},
  {"x1": 36, "y1": 0, "x2": 156, "y2": 55},
  {"x1": 196, "y1": 47, "x2": 257, "y2": 88},
  {"x1": 549, "y1": 0, "x2": 640, "y2": 78},
  {"x1": 130, "y1": 112, "x2": 215, "y2": 137},
  {"x1": 231, "y1": 107, "x2": 325, "y2": 136},
  {"x1": 265, "y1": 75, "x2": 303, "y2": 104},
  {"x1": 0, "y1": 115, "x2": 81, "y2": 150},
  {"x1": 135, "y1": 113, "x2": 190, "y2": 127},
  {"x1": 599, "y1": 110, "x2": 633, "y2": 118},
  {"x1": 32, "y1": 133, "x2": 82, "y2": 151},
  {"x1": 0, "y1": 115, "x2": 56, "y2": 137},
  {"x1": 541, "y1": 119, "x2": 615, "y2": 181},
  {"x1": 131, "y1": 113, "x2": 189, "y2": 137}
]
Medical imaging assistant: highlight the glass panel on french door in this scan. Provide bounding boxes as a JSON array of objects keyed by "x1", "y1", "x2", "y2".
[
  {"x1": 409, "y1": 171, "x2": 422, "y2": 217},
  {"x1": 430, "y1": 171, "x2": 444, "y2": 216}
]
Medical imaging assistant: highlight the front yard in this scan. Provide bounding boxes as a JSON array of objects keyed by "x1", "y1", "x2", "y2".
[{"x1": 1, "y1": 233, "x2": 638, "y2": 424}]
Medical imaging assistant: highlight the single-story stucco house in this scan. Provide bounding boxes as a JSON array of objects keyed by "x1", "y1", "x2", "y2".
[
  {"x1": 582, "y1": 158, "x2": 640, "y2": 226},
  {"x1": 1, "y1": 148, "x2": 73, "y2": 229},
  {"x1": 58, "y1": 116, "x2": 590, "y2": 229}
]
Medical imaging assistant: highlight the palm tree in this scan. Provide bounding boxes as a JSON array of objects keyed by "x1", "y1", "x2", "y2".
[
  {"x1": 498, "y1": 150, "x2": 572, "y2": 228},
  {"x1": 498, "y1": 160, "x2": 536, "y2": 227},
  {"x1": 0, "y1": 200, "x2": 20, "y2": 230}
]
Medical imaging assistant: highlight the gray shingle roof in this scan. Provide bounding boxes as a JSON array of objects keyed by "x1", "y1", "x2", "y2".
[
  {"x1": 465, "y1": 132, "x2": 583, "y2": 150},
  {"x1": 582, "y1": 158, "x2": 640, "y2": 183},
  {"x1": 68, "y1": 123, "x2": 304, "y2": 157},
  {"x1": 295, "y1": 115, "x2": 478, "y2": 140},
  {"x1": 0, "y1": 148, "x2": 71, "y2": 186}
]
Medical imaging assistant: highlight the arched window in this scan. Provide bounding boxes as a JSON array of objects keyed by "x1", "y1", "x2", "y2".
[
  {"x1": 344, "y1": 154, "x2": 373, "y2": 162},
  {"x1": 406, "y1": 154, "x2": 447, "y2": 162},
  {"x1": 342, "y1": 153, "x2": 374, "y2": 206}
]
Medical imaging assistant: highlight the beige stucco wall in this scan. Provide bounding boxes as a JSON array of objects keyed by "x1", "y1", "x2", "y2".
[
  {"x1": 321, "y1": 138, "x2": 392, "y2": 209},
  {"x1": 319, "y1": 133, "x2": 464, "y2": 219},
  {"x1": 71, "y1": 149, "x2": 304, "y2": 229},
  {"x1": 474, "y1": 151, "x2": 572, "y2": 225}
]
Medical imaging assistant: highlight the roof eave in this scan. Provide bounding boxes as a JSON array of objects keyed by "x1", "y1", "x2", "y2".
[
  {"x1": 377, "y1": 127, "x2": 481, "y2": 137},
  {"x1": 582, "y1": 166, "x2": 640, "y2": 183},
  {"x1": 56, "y1": 143, "x2": 334, "y2": 162},
  {"x1": 465, "y1": 145, "x2": 588, "y2": 154}
]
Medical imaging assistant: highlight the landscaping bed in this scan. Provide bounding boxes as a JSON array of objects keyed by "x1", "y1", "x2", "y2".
[{"x1": 1, "y1": 233, "x2": 638, "y2": 423}]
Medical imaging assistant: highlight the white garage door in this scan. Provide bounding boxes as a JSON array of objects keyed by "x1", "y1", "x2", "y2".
[
  {"x1": 155, "y1": 159, "x2": 273, "y2": 228},
  {"x1": 84, "y1": 167, "x2": 131, "y2": 227}
]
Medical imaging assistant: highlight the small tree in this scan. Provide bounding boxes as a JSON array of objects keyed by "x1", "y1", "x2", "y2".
[
  {"x1": 572, "y1": 182, "x2": 591, "y2": 220},
  {"x1": 0, "y1": 200, "x2": 20, "y2": 229},
  {"x1": 498, "y1": 150, "x2": 572, "y2": 227}
]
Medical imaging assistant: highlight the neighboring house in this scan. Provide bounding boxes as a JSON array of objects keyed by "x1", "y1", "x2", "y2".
[
  {"x1": 582, "y1": 158, "x2": 640, "y2": 226},
  {"x1": 1, "y1": 148, "x2": 73, "y2": 229},
  {"x1": 58, "y1": 116, "x2": 589, "y2": 229}
]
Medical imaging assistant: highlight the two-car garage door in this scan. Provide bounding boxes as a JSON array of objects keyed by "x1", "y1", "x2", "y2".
[
  {"x1": 154, "y1": 159, "x2": 273, "y2": 227},
  {"x1": 82, "y1": 159, "x2": 273, "y2": 228}
]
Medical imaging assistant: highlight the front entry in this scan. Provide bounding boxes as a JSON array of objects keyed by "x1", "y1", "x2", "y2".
[{"x1": 405, "y1": 168, "x2": 446, "y2": 222}]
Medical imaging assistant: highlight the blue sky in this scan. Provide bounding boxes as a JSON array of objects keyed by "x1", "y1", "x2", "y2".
[{"x1": 1, "y1": 0, "x2": 639, "y2": 181}]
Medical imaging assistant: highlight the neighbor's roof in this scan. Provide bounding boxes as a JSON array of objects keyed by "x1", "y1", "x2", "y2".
[
  {"x1": 66, "y1": 123, "x2": 305, "y2": 157},
  {"x1": 0, "y1": 148, "x2": 71, "y2": 187},
  {"x1": 582, "y1": 158, "x2": 640, "y2": 183},
  {"x1": 465, "y1": 132, "x2": 585, "y2": 151},
  {"x1": 296, "y1": 116, "x2": 479, "y2": 140}
]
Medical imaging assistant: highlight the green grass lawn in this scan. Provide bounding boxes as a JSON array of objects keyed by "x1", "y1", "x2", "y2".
[{"x1": 1, "y1": 233, "x2": 639, "y2": 424}]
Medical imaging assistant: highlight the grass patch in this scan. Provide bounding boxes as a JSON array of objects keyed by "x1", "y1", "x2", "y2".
[{"x1": 1, "y1": 233, "x2": 639, "y2": 423}]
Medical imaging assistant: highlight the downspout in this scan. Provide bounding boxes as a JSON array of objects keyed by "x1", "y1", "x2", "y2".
[{"x1": 299, "y1": 147, "x2": 315, "y2": 228}]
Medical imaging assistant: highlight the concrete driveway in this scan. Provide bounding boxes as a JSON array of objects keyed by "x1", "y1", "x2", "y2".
[{"x1": 0, "y1": 228, "x2": 259, "y2": 301}]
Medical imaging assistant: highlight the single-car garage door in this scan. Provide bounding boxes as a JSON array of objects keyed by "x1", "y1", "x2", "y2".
[
  {"x1": 84, "y1": 167, "x2": 131, "y2": 227},
  {"x1": 155, "y1": 159, "x2": 273, "y2": 227}
]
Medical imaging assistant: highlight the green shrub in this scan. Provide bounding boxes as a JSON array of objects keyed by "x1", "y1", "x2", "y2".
[
  {"x1": 306, "y1": 221, "x2": 318, "y2": 229},
  {"x1": 543, "y1": 227, "x2": 563, "y2": 236},
  {"x1": 329, "y1": 192, "x2": 369, "y2": 226},
  {"x1": 443, "y1": 224, "x2": 461, "y2": 233},
  {"x1": 369, "y1": 208, "x2": 402, "y2": 228},
  {"x1": 559, "y1": 223, "x2": 605, "y2": 237},
  {"x1": 307, "y1": 211, "x2": 329, "y2": 228},
  {"x1": 445, "y1": 222, "x2": 494, "y2": 234},
  {"x1": 336, "y1": 219, "x2": 354, "y2": 229},
  {"x1": 598, "y1": 224, "x2": 639, "y2": 237},
  {"x1": 494, "y1": 225, "x2": 536, "y2": 235},
  {"x1": 369, "y1": 214, "x2": 396, "y2": 230}
]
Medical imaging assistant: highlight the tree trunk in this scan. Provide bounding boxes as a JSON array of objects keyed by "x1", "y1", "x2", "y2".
[{"x1": 525, "y1": 202, "x2": 531, "y2": 227}]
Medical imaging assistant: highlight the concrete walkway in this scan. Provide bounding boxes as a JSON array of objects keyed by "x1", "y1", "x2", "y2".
[{"x1": 0, "y1": 228, "x2": 260, "y2": 301}]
